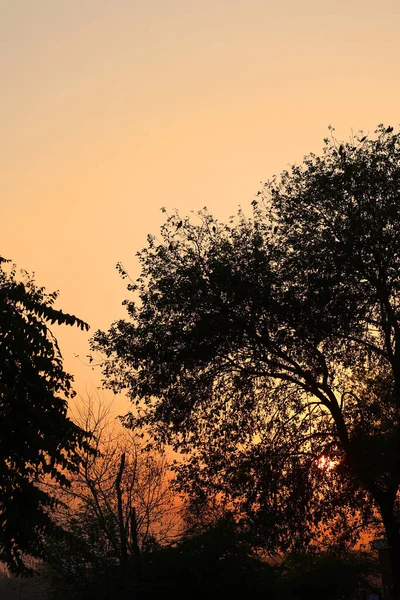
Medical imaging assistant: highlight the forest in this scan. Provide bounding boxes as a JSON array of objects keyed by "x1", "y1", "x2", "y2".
[{"x1": 1, "y1": 125, "x2": 399, "y2": 599}]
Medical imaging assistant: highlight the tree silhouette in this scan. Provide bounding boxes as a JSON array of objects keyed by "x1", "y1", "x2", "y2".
[
  {"x1": 45, "y1": 395, "x2": 179, "y2": 600},
  {"x1": 0, "y1": 257, "x2": 90, "y2": 573},
  {"x1": 93, "y1": 125, "x2": 400, "y2": 597},
  {"x1": 278, "y1": 549, "x2": 378, "y2": 599},
  {"x1": 137, "y1": 513, "x2": 277, "y2": 597}
]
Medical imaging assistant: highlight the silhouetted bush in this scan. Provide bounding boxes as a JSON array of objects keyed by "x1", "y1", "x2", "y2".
[{"x1": 277, "y1": 549, "x2": 379, "y2": 600}]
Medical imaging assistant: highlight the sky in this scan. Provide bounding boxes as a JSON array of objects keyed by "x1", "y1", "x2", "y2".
[{"x1": 2, "y1": 0, "x2": 400, "y2": 410}]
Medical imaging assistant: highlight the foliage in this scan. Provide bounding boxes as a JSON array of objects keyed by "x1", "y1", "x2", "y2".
[
  {"x1": 278, "y1": 549, "x2": 379, "y2": 600},
  {"x1": 0, "y1": 257, "x2": 90, "y2": 573},
  {"x1": 138, "y1": 514, "x2": 277, "y2": 597},
  {"x1": 92, "y1": 126, "x2": 400, "y2": 590},
  {"x1": 44, "y1": 514, "x2": 378, "y2": 600},
  {"x1": 44, "y1": 395, "x2": 180, "y2": 599},
  {"x1": 44, "y1": 513, "x2": 127, "y2": 600},
  {"x1": 46, "y1": 513, "x2": 277, "y2": 599}
]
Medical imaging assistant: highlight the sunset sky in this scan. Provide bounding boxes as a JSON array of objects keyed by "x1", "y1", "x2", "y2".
[{"x1": 2, "y1": 0, "x2": 400, "y2": 407}]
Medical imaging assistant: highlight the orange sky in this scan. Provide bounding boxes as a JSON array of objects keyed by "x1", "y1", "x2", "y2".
[{"x1": 2, "y1": 0, "x2": 400, "y2": 410}]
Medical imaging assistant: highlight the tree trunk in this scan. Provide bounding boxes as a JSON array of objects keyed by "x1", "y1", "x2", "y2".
[
  {"x1": 344, "y1": 442, "x2": 400, "y2": 600},
  {"x1": 378, "y1": 499, "x2": 400, "y2": 600},
  {"x1": 130, "y1": 505, "x2": 142, "y2": 577},
  {"x1": 116, "y1": 452, "x2": 128, "y2": 599}
]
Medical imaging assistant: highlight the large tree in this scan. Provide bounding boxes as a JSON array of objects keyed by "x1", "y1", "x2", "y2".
[
  {"x1": 93, "y1": 125, "x2": 400, "y2": 597},
  {"x1": 0, "y1": 257, "x2": 90, "y2": 573}
]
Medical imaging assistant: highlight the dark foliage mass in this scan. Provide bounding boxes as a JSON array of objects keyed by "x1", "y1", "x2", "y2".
[
  {"x1": 44, "y1": 514, "x2": 378, "y2": 599},
  {"x1": 278, "y1": 548, "x2": 377, "y2": 600},
  {"x1": 93, "y1": 126, "x2": 400, "y2": 595},
  {"x1": 0, "y1": 257, "x2": 90, "y2": 573}
]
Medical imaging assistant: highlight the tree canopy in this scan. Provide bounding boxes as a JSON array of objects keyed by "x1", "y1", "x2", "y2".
[
  {"x1": 0, "y1": 257, "x2": 90, "y2": 573},
  {"x1": 92, "y1": 125, "x2": 400, "y2": 596}
]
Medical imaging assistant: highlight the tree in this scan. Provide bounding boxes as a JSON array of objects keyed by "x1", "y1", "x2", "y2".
[
  {"x1": 0, "y1": 257, "x2": 90, "y2": 573},
  {"x1": 44, "y1": 395, "x2": 180, "y2": 600},
  {"x1": 137, "y1": 513, "x2": 277, "y2": 597},
  {"x1": 92, "y1": 125, "x2": 400, "y2": 597},
  {"x1": 278, "y1": 549, "x2": 378, "y2": 600}
]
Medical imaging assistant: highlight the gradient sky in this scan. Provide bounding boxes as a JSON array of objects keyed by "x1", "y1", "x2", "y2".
[{"x1": 2, "y1": 0, "x2": 400, "y2": 406}]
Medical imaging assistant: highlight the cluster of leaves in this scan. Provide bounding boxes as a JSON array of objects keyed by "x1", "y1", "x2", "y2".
[{"x1": 0, "y1": 257, "x2": 90, "y2": 573}]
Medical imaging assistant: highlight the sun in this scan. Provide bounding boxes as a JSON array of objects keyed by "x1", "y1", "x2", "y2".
[{"x1": 317, "y1": 455, "x2": 336, "y2": 472}]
